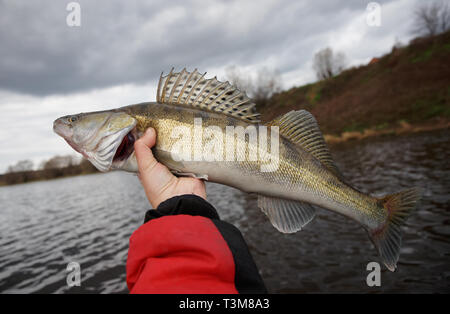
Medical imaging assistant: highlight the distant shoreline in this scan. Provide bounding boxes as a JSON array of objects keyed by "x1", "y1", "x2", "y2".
[
  {"x1": 0, "y1": 164, "x2": 98, "y2": 187},
  {"x1": 0, "y1": 171, "x2": 101, "y2": 187}
]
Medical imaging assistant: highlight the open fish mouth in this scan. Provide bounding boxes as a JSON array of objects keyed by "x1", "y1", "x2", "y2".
[
  {"x1": 111, "y1": 128, "x2": 137, "y2": 167},
  {"x1": 85, "y1": 114, "x2": 137, "y2": 172}
]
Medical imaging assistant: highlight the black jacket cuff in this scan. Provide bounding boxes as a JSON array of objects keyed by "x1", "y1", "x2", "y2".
[{"x1": 144, "y1": 194, "x2": 220, "y2": 224}]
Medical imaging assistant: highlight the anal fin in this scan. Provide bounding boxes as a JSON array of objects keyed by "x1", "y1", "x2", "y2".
[{"x1": 257, "y1": 195, "x2": 316, "y2": 233}]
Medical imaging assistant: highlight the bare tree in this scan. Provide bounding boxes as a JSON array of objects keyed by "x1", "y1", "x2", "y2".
[
  {"x1": 79, "y1": 158, "x2": 97, "y2": 173},
  {"x1": 252, "y1": 67, "x2": 282, "y2": 107},
  {"x1": 42, "y1": 155, "x2": 79, "y2": 170},
  {"x1": 412, "y1": 1, "x2": 450, "y2": 37},
  {"x1": 225, "y1": 65, "x2": 254, "y2": 94},
  {"x1": 7, "y1": 160, "x2": 34, "y2": 173},
  {"x1": 312, "y1": 47, "x2": 346, "y2": 81},
  {"x1": 225, "y1": 66, "x2": 282, "y2": 108}
]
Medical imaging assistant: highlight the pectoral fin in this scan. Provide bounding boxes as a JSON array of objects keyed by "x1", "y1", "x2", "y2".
[
  {"x1": 257, "y1": 195, "x2": 316, "y2": 233},
  {"x1": 170, "y1": 170, "x2": 209, "y2": 180}
]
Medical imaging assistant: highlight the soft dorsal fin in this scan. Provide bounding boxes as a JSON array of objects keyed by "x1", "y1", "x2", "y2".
[
  {"x1": 268, "y1": 110, "x2": 341, "y2": 177},
  {"x1": 156, "y1": 68, "x2": 260, "y2": 123}
]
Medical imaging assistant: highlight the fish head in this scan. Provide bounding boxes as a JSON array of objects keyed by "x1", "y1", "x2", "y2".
[{"x1": 53, "y1": 111, "x2": 137, "y2": 172}]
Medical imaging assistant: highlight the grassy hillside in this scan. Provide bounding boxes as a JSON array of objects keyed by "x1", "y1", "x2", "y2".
[{"x1": 261, "y1": 31, "x2": 450, "y2": 137}]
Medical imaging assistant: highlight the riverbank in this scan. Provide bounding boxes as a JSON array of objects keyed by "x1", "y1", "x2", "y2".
[
  {"x1": 324, "y1": 118, "x2": 450, "y2": 144},
  {"x1": 260, "y1": 30, "x2": 450, "y2": 137}
]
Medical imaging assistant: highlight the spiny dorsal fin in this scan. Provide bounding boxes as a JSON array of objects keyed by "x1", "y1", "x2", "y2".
[
  {"x1": 156, "y1": 68, "x2": 260, "y2": 123},
  {"x1": 268, "y1": 110, "x2": 341, "y2": 177}
]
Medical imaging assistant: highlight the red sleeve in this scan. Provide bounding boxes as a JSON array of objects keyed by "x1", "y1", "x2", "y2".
[{"x1": 126, "y1": 214, "x2": 238, "y2": 294}]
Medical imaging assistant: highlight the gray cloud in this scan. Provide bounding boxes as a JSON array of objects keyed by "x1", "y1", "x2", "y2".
[{"x1": 0, "y1": 0, "x2": 411, "y2": 96}]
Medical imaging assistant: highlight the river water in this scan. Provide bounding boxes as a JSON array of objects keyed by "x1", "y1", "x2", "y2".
[{"x1": 0, "y1": 130, "x2": 449, "y2": 293}]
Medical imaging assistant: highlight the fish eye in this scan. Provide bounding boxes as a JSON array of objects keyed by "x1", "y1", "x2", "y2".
[{"x1": 68, "y1": 116, "x2": 78, "y2": 123}]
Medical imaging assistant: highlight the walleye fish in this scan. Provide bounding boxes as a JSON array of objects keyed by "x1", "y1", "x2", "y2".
[{"x1": 53, "y1": 68, "x2": 421, "y2": 271}]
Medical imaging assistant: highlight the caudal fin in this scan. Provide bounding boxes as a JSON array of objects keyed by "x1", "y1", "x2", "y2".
[{"x1": 369, "y1": 188, "x2": 422, "y2": 272}]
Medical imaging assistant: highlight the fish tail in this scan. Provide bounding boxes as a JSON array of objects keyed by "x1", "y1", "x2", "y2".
[{"x1": 368, "y1": 187, "x2": 422, "y2": 272}]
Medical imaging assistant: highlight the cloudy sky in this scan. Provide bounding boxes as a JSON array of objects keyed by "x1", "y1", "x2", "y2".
[{"x1": 0, "y1": 0, "x2": 421, "y2": 173}]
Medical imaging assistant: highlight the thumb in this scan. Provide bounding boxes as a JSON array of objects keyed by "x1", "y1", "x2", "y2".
[
  {"x1": 134, "y1": 128, "x2": 157, "y2": 171},
  {"x1": 134, "y1": 128, "x2": 176, "y2": 207}
]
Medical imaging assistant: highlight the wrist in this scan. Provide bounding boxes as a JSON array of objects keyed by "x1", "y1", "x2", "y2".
[{"x1": 143, "y1": 194, "x2": 220, "y2": 224}]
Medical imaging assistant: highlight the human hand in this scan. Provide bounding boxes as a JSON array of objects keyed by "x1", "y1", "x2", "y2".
[{"x1": 134, "y1": 128, "x2": 207, "y2": 208}]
